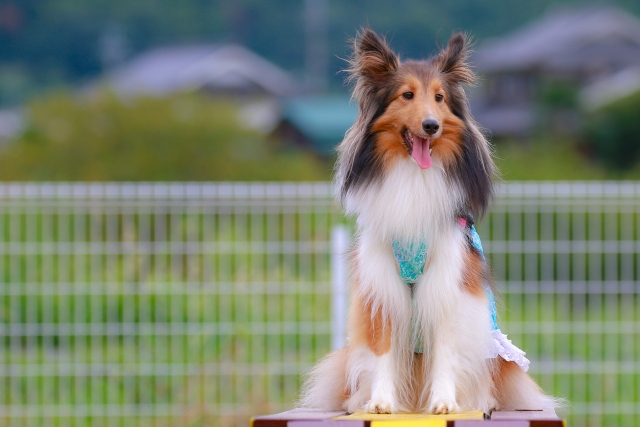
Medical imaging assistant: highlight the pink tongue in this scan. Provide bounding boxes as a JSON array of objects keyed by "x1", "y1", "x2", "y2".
[{"x1": 411, "y1": 136, "x2": 432, "y2": 169}]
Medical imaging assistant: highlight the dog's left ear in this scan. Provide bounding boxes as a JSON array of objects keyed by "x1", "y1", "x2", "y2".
[{"x1": 435, "y1": 33, "x2": 475, "y2": 85}]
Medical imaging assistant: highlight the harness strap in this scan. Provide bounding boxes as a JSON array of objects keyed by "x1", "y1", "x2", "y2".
[{"x1": 390, "y1": 217, "x2": 530, "y2": 371}]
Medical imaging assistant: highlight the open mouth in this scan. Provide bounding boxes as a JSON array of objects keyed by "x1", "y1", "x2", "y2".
[{"x1": 404, "y1": 129, "x2": 433, "y2": 169}]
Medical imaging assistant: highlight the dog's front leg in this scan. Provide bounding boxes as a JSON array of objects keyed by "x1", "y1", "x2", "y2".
[
  {"x1": 427, "y1": 324, "x2": 461, "y2": 414},
  {"x1": 365, "y1": 338, "x2": 396, "y2": 414},
  {"x1": 419, "y1": 230, "x2": 465, "y2": 414},
  {"x1": 350, "y1": 234, "x2": 411, "y2": 414},
  {"x1": 348, "y1": 295, "x2": 398, "y2": 414}
]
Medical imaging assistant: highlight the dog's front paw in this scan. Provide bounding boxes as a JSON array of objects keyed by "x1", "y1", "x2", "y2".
[
  {"x1": 427, "y1": 398, "x2": 460, "y2": 415},
  {"x1": 364, "y1": 398, "x2": 396, "y2": 414},
  {"x1": 486, "y1": 395, "x2": 500, "y2": 413}
]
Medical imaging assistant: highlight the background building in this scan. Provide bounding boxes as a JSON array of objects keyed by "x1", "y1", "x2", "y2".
[{"x1": 472, "y1": 6, "x2": 640, "y2": 136}]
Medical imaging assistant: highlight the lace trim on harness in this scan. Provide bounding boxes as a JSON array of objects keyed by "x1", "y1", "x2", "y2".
[{"x1": 489, "y1": 329, "x2": 530, "y2": 371}]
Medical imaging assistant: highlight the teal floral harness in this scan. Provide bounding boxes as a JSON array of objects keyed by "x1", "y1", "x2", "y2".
[{"x1": 391, "y1": 217, "x2": 530, "y2": 371}]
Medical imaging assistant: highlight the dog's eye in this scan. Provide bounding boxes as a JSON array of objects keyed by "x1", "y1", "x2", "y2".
[
  {"x1": 402, "y1": 92, "x2": 414, "y2": 100},
  {"x1": 435, "y1": 94, "x2": 444, "y2": 102}
]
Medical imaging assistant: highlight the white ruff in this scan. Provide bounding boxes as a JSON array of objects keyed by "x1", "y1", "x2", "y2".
[{"x1": 346, "y1": 157, "x2": 462, "y2": 242}]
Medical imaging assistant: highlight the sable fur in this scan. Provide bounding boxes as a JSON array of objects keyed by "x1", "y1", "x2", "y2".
[
  {"x1": 337, "y1": 29, "x2": 495, "y2": 219},
  {"x1": 301, "y1": 29, "x2": 557, "y2": 414}
]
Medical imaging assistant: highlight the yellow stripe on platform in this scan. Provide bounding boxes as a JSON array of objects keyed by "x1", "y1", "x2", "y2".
[
  {"x1": 371, "y1": 420, "x2": 446, "y2": 427},
  {"x1": 334, "y1": 411, "x2": 484, "y2": 422}
]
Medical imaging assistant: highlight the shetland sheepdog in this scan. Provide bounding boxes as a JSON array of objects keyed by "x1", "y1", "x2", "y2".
[{"x1": 299, "y1": 29, "x2": 557, "y2": 414}]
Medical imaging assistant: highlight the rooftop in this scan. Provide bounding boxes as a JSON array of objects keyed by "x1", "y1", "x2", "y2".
[
  {"x1": 276, "y1": 96, "x2": 357, "y2": 156},
  {"x1": 103, "y1": 44, "x2": 298, "y2": 98},
  {"x1": 475, "y1": 6, "x2": 640, "y2": 76}
]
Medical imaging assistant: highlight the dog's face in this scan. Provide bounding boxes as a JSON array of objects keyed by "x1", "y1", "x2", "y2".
[
  {"x1": 340, "y1": 29, "x2": 495, "y2": 219},
  {"x1": 370, "y1": 64, "x2": 465, "y2": 170}
]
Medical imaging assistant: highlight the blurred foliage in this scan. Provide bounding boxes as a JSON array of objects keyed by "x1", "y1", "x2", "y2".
[
  {"x1": 582, "y1": 90, "x2": 640, "y2": 170},
  {"x1": 2, "y1": 0, "x2": 639, "y2": 104},
  {"x1": 538, "y1": 80, "x2": 580, "y2": 109},
  {"x1": 493, "y1": 135, "x2": 640, "y2": 180},
  {"x1": 3, "y1": 88, "x2": 640, "y2": 182},
  {"x1": 0, "y1": 91, "x2": 332, "y2": 181}
]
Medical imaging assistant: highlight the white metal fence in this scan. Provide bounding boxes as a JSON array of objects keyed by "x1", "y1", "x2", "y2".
[{"x1": 0, "y1": 182, "x2": 638, "y2": 427}]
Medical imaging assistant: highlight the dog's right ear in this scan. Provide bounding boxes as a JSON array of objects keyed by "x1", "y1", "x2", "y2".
[{"x1": 348, "y1": 28, "x2": 399, "y2": 85}]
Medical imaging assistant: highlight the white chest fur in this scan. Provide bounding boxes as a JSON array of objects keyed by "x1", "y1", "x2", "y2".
[{"x1": 345, "y1": 158, "x2": 462, "y2": 242}]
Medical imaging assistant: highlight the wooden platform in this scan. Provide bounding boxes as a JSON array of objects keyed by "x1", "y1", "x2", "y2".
[{"x1": 251, "y1": 408, "x2": 564, "y2": 427}]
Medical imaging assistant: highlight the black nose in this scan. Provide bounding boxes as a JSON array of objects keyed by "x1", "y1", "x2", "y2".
[{"x1": 422, "y1": 119, "x2": 440, "y2": 135}]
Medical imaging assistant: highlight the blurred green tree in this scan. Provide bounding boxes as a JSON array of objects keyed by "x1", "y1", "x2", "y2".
[
  {"x1": 0, "y1": 91, "x2": 331, "y2": 181},
  {"x1": 583, "y1": 90, "x2": 640, "y2": 170}
]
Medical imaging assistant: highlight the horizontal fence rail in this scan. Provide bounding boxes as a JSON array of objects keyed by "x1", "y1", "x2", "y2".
[{"x1": 0, "y1": 182, "x2": 639, "y2": 427}]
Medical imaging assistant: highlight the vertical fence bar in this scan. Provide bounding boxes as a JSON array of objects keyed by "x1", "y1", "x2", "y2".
[{"x1": 330, "y1": 225, "x2": 349, "y2": 351}]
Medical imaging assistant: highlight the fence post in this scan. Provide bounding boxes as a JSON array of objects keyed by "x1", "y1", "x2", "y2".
[{"x1": 330, "y1": 225, "x2": 349, "y2": 351}]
